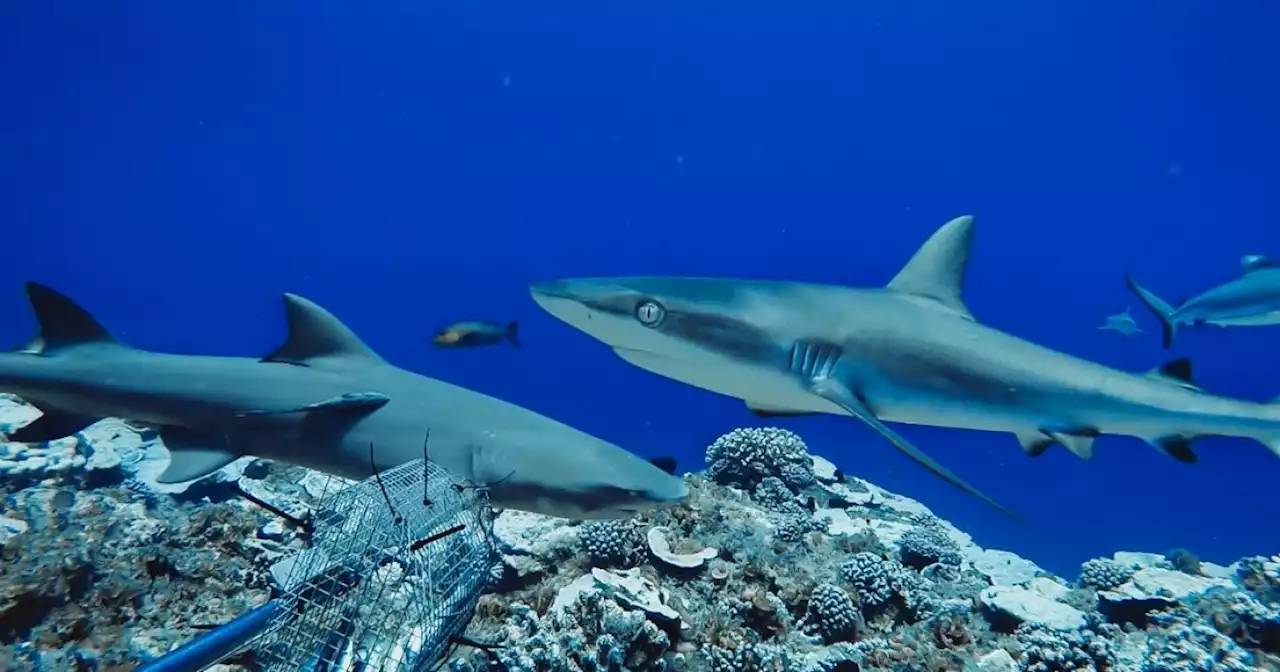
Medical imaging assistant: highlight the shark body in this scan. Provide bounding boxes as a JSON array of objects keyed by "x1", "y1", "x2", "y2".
[
  {"x1": 531, "y1": 216, "x2": 1280, "y2": 520},
  {"x1": 0, "y1": 283, "x2": 687, "y2": 519},
  {"x1": 1127, "y1": 254, "x2": 1280, "y2": 348}
]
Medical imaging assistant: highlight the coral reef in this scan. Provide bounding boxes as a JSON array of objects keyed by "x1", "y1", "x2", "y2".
[{"x1": 3, "y1": 392, "x2": 1279, "y2": 671}]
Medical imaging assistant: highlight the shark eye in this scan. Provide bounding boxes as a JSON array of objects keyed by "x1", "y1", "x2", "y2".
[{"x1": 635, "y1": 300, "x2": 666, "y2": 327}]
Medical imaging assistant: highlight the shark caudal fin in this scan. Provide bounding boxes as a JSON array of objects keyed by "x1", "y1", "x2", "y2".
[
  {"x1": 1124, "y1": 276, "x2": 1178, "y2": 349},
  {"x1": 506, "y1": 321, "x2": 521, "y2": 348}
]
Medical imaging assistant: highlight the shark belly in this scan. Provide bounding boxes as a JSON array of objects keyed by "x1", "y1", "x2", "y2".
[{"x1": 1207, "y1": 310, "x2": 1280, "y2": 327}]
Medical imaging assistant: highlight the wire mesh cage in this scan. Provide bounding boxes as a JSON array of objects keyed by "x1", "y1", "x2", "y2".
[{"x1": 247, "y1": 456, "x2": 497, "y2": 671}]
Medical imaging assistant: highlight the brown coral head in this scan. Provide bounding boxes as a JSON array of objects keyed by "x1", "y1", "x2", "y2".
[{"x1": 932, "y1": 615, "x2": 971, "y2": 649}]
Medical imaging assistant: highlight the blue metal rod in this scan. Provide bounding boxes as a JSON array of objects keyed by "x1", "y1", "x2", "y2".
[{"x1": 134, "y1": 601, "x2": 282, "y2": 672}]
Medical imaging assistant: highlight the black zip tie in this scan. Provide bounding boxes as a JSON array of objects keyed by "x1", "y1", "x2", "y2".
[
  {"x1": 369, "y1": 442, "x2": 403, "y2": 525},
  {"x1": 228, "y1": 482, "x2": 313, "y2": 537},
  {"x1": 421, "y1": 428, "x2": 433, "y2": 508},
  {"x1": 409, "y1": 523, "x2": 465, "y2": 553}
]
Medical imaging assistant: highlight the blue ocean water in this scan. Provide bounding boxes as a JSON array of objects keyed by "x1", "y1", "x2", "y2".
[{"x1": 2, "y1": 0, "x2": 1276, "y2": 578}]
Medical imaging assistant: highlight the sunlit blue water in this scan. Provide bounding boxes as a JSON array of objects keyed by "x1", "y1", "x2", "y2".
[{"x1": 3, "y1": 0, "x2": 1277, "y2": 576}]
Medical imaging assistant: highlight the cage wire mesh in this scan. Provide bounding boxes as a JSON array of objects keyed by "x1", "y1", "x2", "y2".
[{"x1": 245, "y1": 457, "x2": 497, "y2": 671}]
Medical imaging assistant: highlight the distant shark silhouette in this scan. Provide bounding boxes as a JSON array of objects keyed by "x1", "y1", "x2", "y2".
[
  {"x1": 0, "y1": 283, "x2": 687, "y2": 519},
  {"x1": 531, "y1": 215, "x2": 1280, "y2": 521},
  {"x1": 1097, "y1": 307, "x2": 1144, "y2": 340},
  {"x1": 1128, "y1": 254, "x2": 1280, "y2": 348}
]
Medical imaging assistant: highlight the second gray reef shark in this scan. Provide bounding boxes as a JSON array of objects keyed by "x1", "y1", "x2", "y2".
[
  {"x1": 0, "y1": 283, "x2": 687, "y2": 520},
  {"x1": 530, "y1": 216, "x2": 1280, "y2": 520},
  {"x1": 1127, "y1": 254, "x2": 1280, "y2": 348}
]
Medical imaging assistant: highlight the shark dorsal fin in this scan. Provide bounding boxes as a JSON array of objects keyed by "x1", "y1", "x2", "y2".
[
  {"x1": 23, "y1": 282, "x2": 118, "y2": 352},
  {"x1": 263, "y1": 293, "x2": 384, "y2": 367},
  {"x1": 886, "y1": 215, "x2": 976, "y2": 320},
  {"x1": 1241, "y1": 254, "x2": 1275, "y2": 274},
  {"x1": 1146, "y1": 357, "x2": 1197, "y2": 388}
]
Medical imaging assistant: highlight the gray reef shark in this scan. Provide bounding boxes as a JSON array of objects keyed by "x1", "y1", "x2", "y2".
[
  {"x1": 1127, "y1": 254, "x2": 1280, "y2": 348},
  {"x1": 1097, "y1": 307, "x2": 1144, "y2": 340},
  {"x1": 0, "y1": 282, "x2": 687, "y2": 519},
  {"x1": 530, "y1": 215, "x2": 1280, "y2": 520}
]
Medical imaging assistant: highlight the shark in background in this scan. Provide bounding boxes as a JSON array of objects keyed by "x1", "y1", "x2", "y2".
[
  {"x1": 1127, "y1": 254, "x2": 1280, "y2": 348},
  {"x1": 530, "y1": 215, "x2": 1280, "y2": 521},
  {"x1": 1097, "y1": 307, "x2": 1144, "y2": 340},
  {"x1": 0, "y1": 282, "x2": 687, "y2": 520}
]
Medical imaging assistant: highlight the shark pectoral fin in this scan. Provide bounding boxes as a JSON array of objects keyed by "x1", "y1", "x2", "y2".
[
  {"x1": 234, "y1": 392, "x2": 391, "y2": 417},
  {"x1": 5, "y1": 408, "x2": 99, "y2": 443},
  {"x1": 156, "y1": 427, "x2": 243, "y2": 483},
  {"x1": 1146, "y1": 435, "x2": 1199, "y2": 463},
  {"x1": 807, "y1": 378, "x2": 1022, "y2": 522},
  {"x1": 262, "y1": 294, "x2": 386, "y2": 367},
  {"x1": 745, "y1": 401, "x2": 819, "y2": 418},
  {"x1": 157, "y1": 449, "x2": 240, "y2": 483}
]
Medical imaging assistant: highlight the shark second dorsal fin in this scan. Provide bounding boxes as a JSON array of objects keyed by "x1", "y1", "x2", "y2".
[
  {"x1": 1145, "y1": 357, "x2": 1198, "y2": 389},
  {"x1": 886, "y1": 215, "x2": 976, "y2": 320},
  {"x1": 1241, "y1": 254, "x2": 1276, "y2": 274},
  {"x1": 263, "y1": 293, "x2": 385, "y2": 367},
  {"x1": 23, "y1": 282, "x2": 118, "y2": 352}
]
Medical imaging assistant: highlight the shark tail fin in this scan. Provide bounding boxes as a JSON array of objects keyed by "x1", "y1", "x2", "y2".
[
  {"x1": 22, "y1": 282, "x2": 119, "y2": 352},
  {"x1": 1124, "y1": 276, "x2": 1177, "y2": 348},
  {"x1": 505, "y1": 321, "x2": 521, "y2": 348}
]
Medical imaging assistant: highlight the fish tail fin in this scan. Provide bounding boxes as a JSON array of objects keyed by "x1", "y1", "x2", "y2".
[
  {"x1": 506, "y1": 321, "x2": 521, "y2": 348},
  {"x1": 1124, "y1": 275, "x2": 1177, "y2": 348}
]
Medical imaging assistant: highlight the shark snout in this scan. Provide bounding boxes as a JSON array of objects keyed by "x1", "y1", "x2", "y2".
[{"x1": 529, "y1": 280, "x2": 580, "y2": 302}]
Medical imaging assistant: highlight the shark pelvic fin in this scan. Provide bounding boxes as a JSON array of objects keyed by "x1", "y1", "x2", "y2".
[
  {"x1": 263, "y1": 294, "x2": 385, "y2": 367},
  {"x1": 156, "y1": 427, "x2": 244, "y2": 482},
  {"x1": 1146, "y1": 435, "x2": 1199, "y2": 463},
  {"x1": 1044, "y1": 429, "x2": 1097, "y2": 460},
  {"x1": 885, "y1": 215, "x2": 976, "y2": 320},
  {"x1": 806, "y1": 377, "x2": 1022, "y2": 521},
  {"x1": 5, "y1": 407, "x2": 99, "y2": 443},
  {"x1": 1014, "y1": 431, "x2": 1055, "y2": 457},
  {"x1": 22, "y1": 282, "x2": 119, "y2": 352},
  {"x1": 234, "y1": 391, "x2": 391, "y2": 417},
  {"x1": 1013, "y1": 428, "x2": 1097, "y2": 460}
]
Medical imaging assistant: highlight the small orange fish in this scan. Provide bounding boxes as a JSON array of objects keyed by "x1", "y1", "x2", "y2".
[{"x1": 433, "y1": 320, "x2": 520, "y2": 349}]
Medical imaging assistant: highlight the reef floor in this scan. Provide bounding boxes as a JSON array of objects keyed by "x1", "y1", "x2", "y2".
[{"x1": 1, "y1": 394, "x2": 1277, "y2": 671}]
